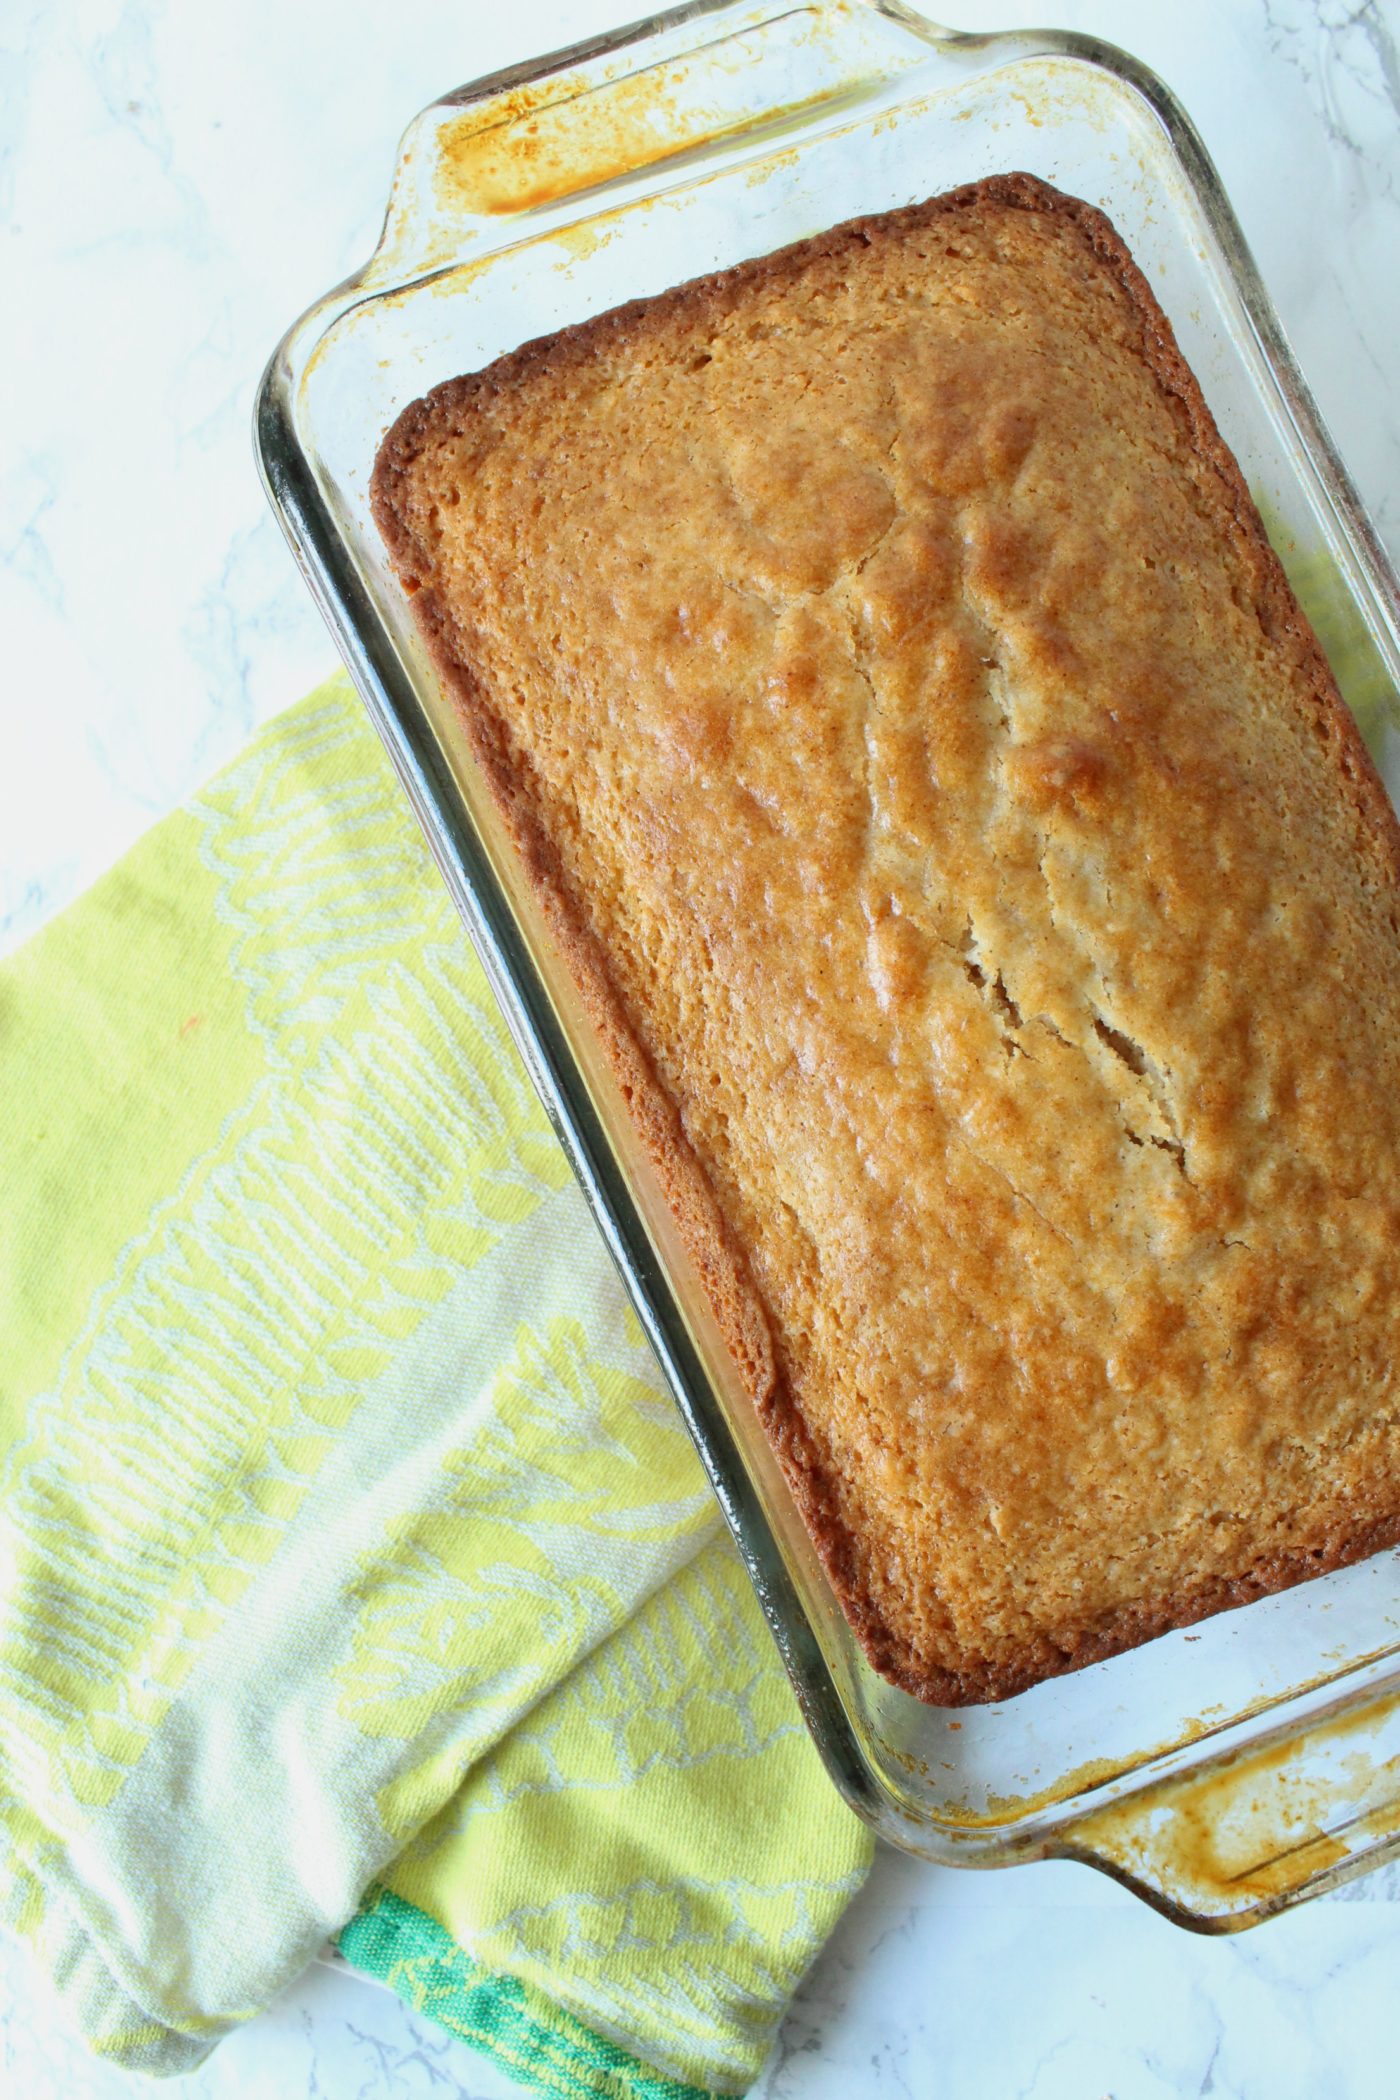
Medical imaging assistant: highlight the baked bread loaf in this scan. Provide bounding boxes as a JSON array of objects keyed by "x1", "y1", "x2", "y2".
[{"x1": 373, "y1": 174, "x2": 1400, "y2": 1704}]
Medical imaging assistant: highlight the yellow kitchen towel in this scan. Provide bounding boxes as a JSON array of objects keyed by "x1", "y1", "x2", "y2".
[{"x1": 0, "y1": 673, "x2": 872, "y2": 2095}]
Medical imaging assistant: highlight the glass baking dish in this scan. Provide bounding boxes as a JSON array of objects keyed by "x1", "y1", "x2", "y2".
[{"x1": 256, "y1": 0, "x2": 1400, "y2": 1929}]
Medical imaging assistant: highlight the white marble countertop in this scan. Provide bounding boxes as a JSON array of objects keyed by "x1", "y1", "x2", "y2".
[{"x1": 3, "y1": 0, "x2": 1400, "y2": 2094}]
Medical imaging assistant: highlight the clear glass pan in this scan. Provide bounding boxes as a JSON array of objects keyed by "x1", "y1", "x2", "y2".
[{"x1": 256, "y1": 0, "x2": 1400, "y2": 1929}]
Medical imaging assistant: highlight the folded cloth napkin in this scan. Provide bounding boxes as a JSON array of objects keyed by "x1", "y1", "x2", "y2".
[{"x1": 0, "y1": 675, "x2": 872, "y2": 2094}]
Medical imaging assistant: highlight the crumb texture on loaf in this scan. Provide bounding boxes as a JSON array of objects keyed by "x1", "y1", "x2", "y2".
[{"x1": 373, "y1": 175, "x2": 1400, "y2": 1703}]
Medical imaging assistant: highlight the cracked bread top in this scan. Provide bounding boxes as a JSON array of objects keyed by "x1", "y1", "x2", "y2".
[{"x1": 373, "y1": 175, "x2": 1400, "y2": 1704}]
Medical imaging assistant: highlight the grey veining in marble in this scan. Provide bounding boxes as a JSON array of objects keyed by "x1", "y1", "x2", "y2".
[{"x1": 2, "y1": 1, "x2": 1399, "y2": 2095}]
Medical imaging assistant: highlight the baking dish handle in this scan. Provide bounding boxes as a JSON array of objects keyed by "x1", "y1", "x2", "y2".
[
  {"x1": 363, "y1": 0, "x2": 971, "y2": 281},
  {"x1": 1059, "y1": 1678, "x2": 1400, "y2": 1930}
]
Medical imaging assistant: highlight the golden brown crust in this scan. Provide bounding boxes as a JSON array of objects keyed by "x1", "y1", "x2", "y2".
[{"x1": 373, "y1": 175, "x2": 1400, "y2": 1705}]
